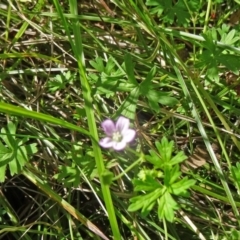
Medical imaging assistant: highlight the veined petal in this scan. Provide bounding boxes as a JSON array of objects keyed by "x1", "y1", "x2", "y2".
[
  {"x1": 112, "y1": 141, "x2": 127, "y2": 151},
  {"x1": 99, "y1": 137, "x2": 114, "y2": 148},
  {"x1": 122, "y1": 129, "x2": 136, "y2": 143},
  {"x1": 101, "y1": 119, "x2": 115, "y2": 136},
  {"x1": 116, "y1": 116, "x2": 130, "y2": 133}
]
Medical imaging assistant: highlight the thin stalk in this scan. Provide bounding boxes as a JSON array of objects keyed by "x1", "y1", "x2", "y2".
[{"x1": 52, "y1": 0, "x2": 122, "y2": 238}]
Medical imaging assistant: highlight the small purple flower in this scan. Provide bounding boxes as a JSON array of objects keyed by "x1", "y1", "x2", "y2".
[{"x1": 99, "y1": 116, "x2": 136, "y2": 151}]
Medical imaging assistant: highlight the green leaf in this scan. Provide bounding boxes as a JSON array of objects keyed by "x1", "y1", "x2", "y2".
[
  {"x1": 170, "y1": 151, "x2": 187, "y2": 165},
  {"x1": 89, "y1": 57, "x2": 105, "y2": 72},
  {"x1": 147, "y1": 91, "x2": 161, "y2": 112},
  {"x1": 138, "y1": 168, "x2": 163, "y2": 181},
  {"x1": 145, "y1": 0, "x2": 168, "y2": 17},
  {"x1": 24, "y1": 143, "x2": 38, "y2": 156},
  {"x1": 217, "y1": 54, "x2": 240, "y2": 74},
  {"x1": 8, "y1": 155, "x2": 20, "y2": 176},
  {"x1": 164, "y1": 165, "x2": 182, "y2": 186},
  {"x1": 17, "y1": 146, "x2": 28, "y2": 166},
  {"x1": 202, "y1": 32, "x2": 217, "y2": 52},
  {"x1": 101, "y1": 169, "x2": 114, "y2": 186},
  {"x1": 146, "y1": 0, "x2": 199, "y2": 26},
  {"x1": 232, "y1": 163, "x2": 240, "y2": 182},
  {"x1": 54, "y1": 166, "x2": 81, "y2": 187},
  {"x1": 17, "y1": 143, "x2": 37, "y2": 167},
  {"x1": 0, "y1": 122, "x2": 38, "y2": 181},
  {"x1": 124, "y1": 54, "x2": 137, "y2": 85},
  {"x1": 0, "y1": 165, "x2": 7, "y2": 182},
  {"x1": 230, "y1": 229, "x2": 240, "y2": 240},
  {"x1": 206, "y1": 65, "x2": 219, "y2": 82},
  {"x1": 139, "y1": 66, "x2": 156, "y2": 95},
  {"x1": 0, "y1": 122, "x2": 16, "y2": 148},
  {"x1": 231, "y1": 163, "x2": 240, "y2": 193},
  {"x1": 141, "y1": 199, "x2": 156, "y2": 217},
  {"x1": 105, "y1": 57, "x2": 116, "y2": 74},
  {"x1": 128, "y1": 188, "x2": 162, "y2": 214},
  {"x1": 217, "y1": 23, "x2": 230, "y2": 36},
  {"x1": 156, "y1": 93, "x2": 178, "y2": 107},
  {"x1": 146, "y1": 90, "x2": 178, "y2": 112},
  {"x1": 145, "y1": 150, "x2": 162, "y2": 168},
  {"x1": 158, "y1": 191, "x2": 178, "y2": 222},
  {"x1": 0, "y1": 142, "x2": 12, "y2": 165},
  {"x1": 170, "y1": 177, "x2": 196, "y2": 196},
  {"x1": 128, "y1": 195, "x2": 145, "y2": 212},
  {"x1": 129, "y1": 136, "x2": 196, "y2": 221},
  {"x1": 48, "y1": 71, "x2": 75, "y2": 92},
  {"x1": 156, "y1": 137, "x2": 174, "y2": 163},
  {"x1": 114, "y1": 86, "x2": 140, "y2": 120},
  {"x1": 171, "y1": 0, "x2": 190, "y2": 26},
  {"x1": 133, "y1": 176, "x2": 161, "y2": 192},
  {"x1": 220, "y1": 29, "x2": 239, "y2": 45}
]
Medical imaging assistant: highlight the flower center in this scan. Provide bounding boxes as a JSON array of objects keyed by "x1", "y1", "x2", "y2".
[{"x1": 112, "y1": 131, "x2": 122, "y2": 142}]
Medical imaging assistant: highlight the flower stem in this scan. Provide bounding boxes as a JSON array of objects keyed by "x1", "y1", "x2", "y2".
[
  {"x1": 113, "y1": 152, "x2": 144, "y2": 181},
  {"x1": 53, "y1": 1, "x2": 122, "y2": 239}
]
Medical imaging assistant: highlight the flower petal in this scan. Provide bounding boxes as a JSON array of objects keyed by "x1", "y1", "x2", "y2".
[
  {"x1": 112, "y1": 141, "x2": 127, "y2": 151},
  {"x1": 101, "y1": 119, "x2": 115, "y2": 136},
  {"x1": 116, "y1": 116, "x2": 130, "y2": 133},
  {"x1": 122, "y1": 129, "x2": 136, "y2": 143},
  {"x1": 99, "y1": 137, "x2": 114, "y2": 148}
]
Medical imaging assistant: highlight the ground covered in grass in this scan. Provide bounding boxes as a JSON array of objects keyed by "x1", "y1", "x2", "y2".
[{"x1": 1, "y1": 0, "x2": 240, "y2": 239}]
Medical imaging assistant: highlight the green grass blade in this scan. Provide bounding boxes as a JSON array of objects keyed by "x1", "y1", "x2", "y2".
[
  {"x1": 0, "y1": 102, "x2": 90, "y2": 136},
  {"x1": 52, "y1": 0, "x2": 121, "y2": 239}
]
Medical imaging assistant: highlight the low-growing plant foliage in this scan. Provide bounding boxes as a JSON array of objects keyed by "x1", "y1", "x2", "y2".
[{"x1": 1, "y1": 0, "x2": 240, "y2": 239}]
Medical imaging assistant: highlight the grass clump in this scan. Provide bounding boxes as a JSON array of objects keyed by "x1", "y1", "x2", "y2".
[{"x1": 1, "y1": 0, "x2": 240, "y2": 239}]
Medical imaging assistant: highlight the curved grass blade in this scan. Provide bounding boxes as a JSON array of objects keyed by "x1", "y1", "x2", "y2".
[
  {"x1": 51, "y1": 0, "x2": 122, "y2": 239},
  {"x1": 0, "y1": 102, "x2": 90, "y2": 136}
]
